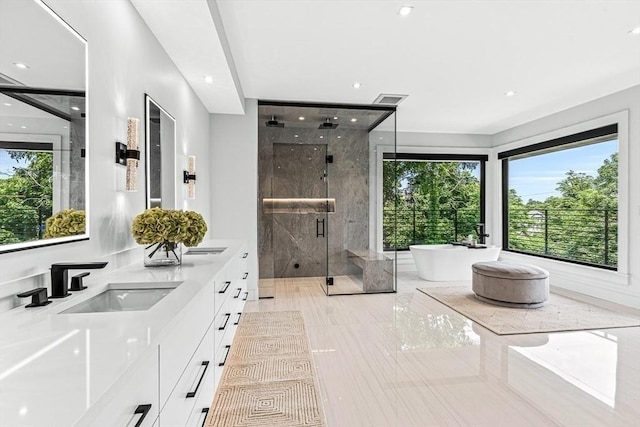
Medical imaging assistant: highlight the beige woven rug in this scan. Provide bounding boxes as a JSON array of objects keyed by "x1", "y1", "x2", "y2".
[
  {"x1": 206, "y1": 311, "x2": 326, "y2": 426},
  {"x1": 418, "y1": 287, "x2": 640, "y2": 335}
]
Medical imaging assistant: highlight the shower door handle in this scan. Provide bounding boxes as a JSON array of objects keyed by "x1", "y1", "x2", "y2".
[{"x1": 316, "y1": 218, "x2": 325, "y2": 238}]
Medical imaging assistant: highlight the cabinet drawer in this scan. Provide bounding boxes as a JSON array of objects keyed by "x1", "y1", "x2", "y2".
[
  {"x1": 158, "y1": 283, "x2": 215, "y2": 406},
  {"x1": 184, "y1": 360, "x2": 217, "y2": 427},
  {"x1": 76, "y1": 348, "x2": 158, "y2": 427},
  {"x1": 159, "y1": 321, "x2": 215, "y2": 427}
]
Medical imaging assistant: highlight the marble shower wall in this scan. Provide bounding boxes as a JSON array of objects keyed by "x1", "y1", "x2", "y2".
[{"x1": 258, "y1": 125, "x2": 370, "y2": 279}]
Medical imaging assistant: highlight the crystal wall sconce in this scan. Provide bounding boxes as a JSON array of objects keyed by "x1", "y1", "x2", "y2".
[
  {"x1": 183, "y1": 155, "x2": 196, "y2": 199},
  {"x1": 115, "y1": 117, "x2": 140, "y2": 191}
]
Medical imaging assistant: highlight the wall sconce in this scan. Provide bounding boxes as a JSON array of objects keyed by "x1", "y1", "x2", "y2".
[
  {"x1": 183, "y1": 155, "x2": 196, "y2": 199},
  {"x1": 115, "y1": 117, "x2": 140, "y2": 191}
]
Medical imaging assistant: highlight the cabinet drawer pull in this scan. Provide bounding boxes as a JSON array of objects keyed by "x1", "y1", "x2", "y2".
[
  {"x1": 233, "y1": 288, "x2": 242, "y2": 299},
  {"x1": 186, "y1": 361, "x2": 210, "y2": 398},
  {"x1": 218, "y1": 281, "x2": 231, "y2": 294},
  {"x1": 133, "y1": 404, "x2": 152, "y2": 427},
  {"x1": 242, "y1": 292, "x2": 248, "y2": 301},
  {"x1": 234, "y1": 312, "x2": 242, "y2": 325},
  {"x1": 242, "y1": 252, "x2": 248, "y2": 258},
  {"x1": 218, "y1": 345, "x2": 231, "y2": 366},
  {"x1": 242, "y1": 272, "x2": 248, "y2": 280},
  {"x1": 200, "y1": 407, "x2": 210, "y2": 427},
  {"x1": 218, "y1": 313, "x2": 231, "y2": 330}
]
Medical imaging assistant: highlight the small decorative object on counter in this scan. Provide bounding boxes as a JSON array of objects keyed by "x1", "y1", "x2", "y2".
[{"x1": 132, "y1": 207, "x2": 207, "y2": 267}]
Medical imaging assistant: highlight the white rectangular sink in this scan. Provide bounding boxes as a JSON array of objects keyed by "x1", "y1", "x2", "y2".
[
  {"x1": 61, "y1": 281, "x2": 182, "y2": 314},
  {"x1": 184, "y1": 247, "x2": 227, "y2": 256}
]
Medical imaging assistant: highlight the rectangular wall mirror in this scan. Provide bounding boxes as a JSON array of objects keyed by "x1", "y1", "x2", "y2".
[
  {"x1": 145, "y1": 95, "x2": 176, "y2": 209},
  {"x1": 0, "y1": 0, "x2": 88, "y2": 253}
]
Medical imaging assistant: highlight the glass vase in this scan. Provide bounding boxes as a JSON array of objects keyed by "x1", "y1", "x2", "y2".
[{"x1": 144, "y1": 241, "x2": 182, "y2": 267}]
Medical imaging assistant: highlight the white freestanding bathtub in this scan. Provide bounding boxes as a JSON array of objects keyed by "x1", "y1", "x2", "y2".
[{"x1": 409, "y1": 244, "x2": 501, "y2": 281}]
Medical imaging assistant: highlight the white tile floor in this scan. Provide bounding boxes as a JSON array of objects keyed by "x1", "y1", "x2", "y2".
[{"x1": 245, "y1": 271, "x2": 640, "y2": 427}]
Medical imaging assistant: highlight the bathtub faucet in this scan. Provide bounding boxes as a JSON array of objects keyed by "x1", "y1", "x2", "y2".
[{"x1": 475, "y1": 223, "x2": 490, "y2": 244}]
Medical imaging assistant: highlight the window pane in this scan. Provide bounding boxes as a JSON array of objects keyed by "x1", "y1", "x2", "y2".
[
  {"x1": 506, "y1": 138, "x2": 618, "y2": 268},
  {"x1": 383, "y1": 160, "x2": 481, "y2": 249}
]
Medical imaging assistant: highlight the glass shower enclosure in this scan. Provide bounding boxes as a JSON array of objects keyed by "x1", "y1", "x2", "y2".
[{"x1": 258, "y1": 101, "x2": 397, "y2": 296}]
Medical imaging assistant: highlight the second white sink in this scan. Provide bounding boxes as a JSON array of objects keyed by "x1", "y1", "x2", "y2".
[{"x1": 61, "y1": 281, "x2": 182, "y2": 314}]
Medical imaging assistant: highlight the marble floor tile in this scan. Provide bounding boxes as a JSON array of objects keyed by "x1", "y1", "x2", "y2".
[{"x1": 244, "y1": 271, "x2": 640, "y2": 427}]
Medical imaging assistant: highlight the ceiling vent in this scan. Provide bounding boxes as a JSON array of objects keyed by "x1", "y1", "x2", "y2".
[{"x1": 372, "y1": 93, "x2": 408, "y2": 106}]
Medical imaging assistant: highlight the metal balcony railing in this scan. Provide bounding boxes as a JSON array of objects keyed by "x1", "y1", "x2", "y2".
[
  {"x1": 383, "y1": 207, "x2": 618, "y2": 269},
  {"x1": 383, "y1": 207, "x2": 481, "y2": 250},
  {"x1": 507, "y1": 208, "x2": 617, "y2": 269}
]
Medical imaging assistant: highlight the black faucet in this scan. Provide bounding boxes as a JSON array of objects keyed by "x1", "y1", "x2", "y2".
[
  {"x1": 475, "y1": 223, "x2": 490, "y2": 244},
  {"x1": 50, "y1": 262, "x2": 108, "y2": 298}
]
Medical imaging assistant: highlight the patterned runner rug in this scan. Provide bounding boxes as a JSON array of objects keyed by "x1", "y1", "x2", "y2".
[
  {"x1": 206, "y1": 311, "x2": 326, "y2": 426},
  {"x1": 418, "y1": 287, "x2": 640, "y2": 335}
]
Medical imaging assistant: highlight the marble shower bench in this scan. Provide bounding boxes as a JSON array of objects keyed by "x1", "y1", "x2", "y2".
[{"x1": 347, "y1": 250, "x2": 394, "y2": 292}]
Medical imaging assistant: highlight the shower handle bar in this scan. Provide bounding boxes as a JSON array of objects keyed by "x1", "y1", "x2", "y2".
[{"x1": 316, "y1": 218, "x2": 325, "y2": 238}]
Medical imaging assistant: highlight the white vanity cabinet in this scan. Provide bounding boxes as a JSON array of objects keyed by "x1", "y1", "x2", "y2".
[
  {"x1": 157, "y1": 244, "x2": 249, "y2": 427},
  {"x1": 0, "y1": 240, "x2": 252, "y2": 427},
  {"x1": 74, "y1": 348, "x2": 159, "y2": 427}
]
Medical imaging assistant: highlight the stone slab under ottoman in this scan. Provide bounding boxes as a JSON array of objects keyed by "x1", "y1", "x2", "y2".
[{"x1": 472, "y1": 261, "x2": 549, "y2": 308}]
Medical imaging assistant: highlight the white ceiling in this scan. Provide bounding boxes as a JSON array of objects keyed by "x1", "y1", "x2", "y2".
[{"x1": 134, "y1": 0, "x2": 640, "y2": 134}]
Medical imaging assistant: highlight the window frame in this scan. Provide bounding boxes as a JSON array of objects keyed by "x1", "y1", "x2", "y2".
[
  {"x1": 498, "y1": 124, "x2": 619, "y2": 270},
  {"x1": 383, "y1": 152, "x2": 488, "y2": 250}
]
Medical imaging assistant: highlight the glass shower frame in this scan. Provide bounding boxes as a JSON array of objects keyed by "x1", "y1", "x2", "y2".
[{"x1": 257, "y1": 101, "x2": 397, "y2": 297}]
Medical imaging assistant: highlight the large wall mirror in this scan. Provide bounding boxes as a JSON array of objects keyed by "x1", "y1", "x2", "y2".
[
  {"x1": 145, "y1": 95, "x2": 176, "y2": 209},
  {"x1": 0, "y1": 0, "x2": 88, "y2": 253}
]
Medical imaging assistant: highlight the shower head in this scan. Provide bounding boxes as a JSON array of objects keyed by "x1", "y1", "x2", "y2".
[
  {"x1": 318, "y1": 118, "x2": 339, "y2": 129},
  {"x1": 266, "y1": 115, "x2": 284, "y2": 128}
]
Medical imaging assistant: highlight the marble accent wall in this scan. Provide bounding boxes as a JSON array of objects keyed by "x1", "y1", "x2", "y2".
[
  {"x1": 69, "y1": 115, "x2": 85, "y2": 209},
  {"x1": 258, "y1": 124, "x2": 370, "y2": 280}
]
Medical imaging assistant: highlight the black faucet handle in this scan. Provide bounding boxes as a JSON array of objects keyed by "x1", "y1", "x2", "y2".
[
  {"x1": 70, "y1": 272, "x2": 90, "y2": 291},
  {"x1": 17, "y1": 288, "x2": 52, "y2": 308}
]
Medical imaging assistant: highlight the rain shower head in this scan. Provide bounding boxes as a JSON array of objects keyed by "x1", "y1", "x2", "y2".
[
  {"x1": 318, "y1": 118, "x2": 339, "y2": 129},
  {"x1": 266, "y1": 115, "x2": 284, "y2": 128}
]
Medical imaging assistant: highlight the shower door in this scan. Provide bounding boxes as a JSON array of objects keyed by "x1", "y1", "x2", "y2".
[{"x1": 270, "y1": 143, "x2": 329, "y2": 281}]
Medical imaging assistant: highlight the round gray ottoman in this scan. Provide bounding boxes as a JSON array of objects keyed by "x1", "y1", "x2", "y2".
[{"x1": 472, "y1": 261, "x2": 549, "y2": 308}]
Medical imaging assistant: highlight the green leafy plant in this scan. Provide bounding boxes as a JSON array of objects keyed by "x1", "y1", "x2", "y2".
[
  {"x1": 44, "y1": 209, "x2": 85, "y2": 238},
  {"x1": 132, "y1": 207, "x2": 207, "y2": 260}
]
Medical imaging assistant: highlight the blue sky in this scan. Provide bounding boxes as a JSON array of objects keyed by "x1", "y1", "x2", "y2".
[
  {"x1": 509, "y1": 140, "x2": 618, "y2": 202},
  {"x1": 0, "y1": 151, "x2": 28, "y2": 178}
]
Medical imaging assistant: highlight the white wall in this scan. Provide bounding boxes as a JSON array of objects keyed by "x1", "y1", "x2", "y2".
[
  {"x1": 490, "y1": 85, "x2": 640, "y2": 308},
  {"x1": 0, "y1": 0, "x2": 211, "y2": 311},
  {"x1": 209, "y1": 100, "x2": 258, "y2": 299}
]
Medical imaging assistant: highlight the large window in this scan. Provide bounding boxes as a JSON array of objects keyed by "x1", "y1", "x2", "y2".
[
  {"x1": 383, "y1": 153, "x2": 487, "y2": 250},
  {"x1": 500, "y1": 125, "x2": 618, "y2": 269}
]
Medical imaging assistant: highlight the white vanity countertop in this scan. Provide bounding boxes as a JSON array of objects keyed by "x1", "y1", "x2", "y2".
[{"x1": 0, "y1": 239, "x2": 244, "y2": 427}]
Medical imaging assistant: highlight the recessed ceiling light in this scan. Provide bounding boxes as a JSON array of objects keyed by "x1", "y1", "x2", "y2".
[
  {"x1": 350, "y1": 118, "x2": 358, "y2": 122},
  {"x1": 628, "y1": 26, "x2": 640, "y2": 35},
  {"x1": 398, "y1": 5, "x2": 414, "y2": 16},
  {"x1": 3, "y1": 103, "x2": 11, "y2": 107},
  {"x1": 352, "y1": 82, "x2": 362, "y2": 89},
  {"x1": 294, "y1": 134, "x2": 299, "y2": 138},
  {"x1": 298, "y1": 116, "x2": 305, "y2": 121},
  {"x1": 504, "y1": 90, "x2": 517, "y2": 97},
  {"x1": 204, "y1": 75, "x2": 214, "y2": 83},
  {"x1": 337, "y1": 136, "x2": 341, "y2": 139},
  {"x1": 63, "y1": 126, "x2": 68, "y2": 129},
  {"x1": 319, "y1": 135, "x2": 324, "y2": 139},
  {"x1": 7, "y1": 123, "x2": 13, "y2": 126},
  {"x1": 21, "y1": 125, "x2": 27, "y2": 129},
  {"x1": 13, "y1": 62, "x2": 29, "y2": 69},
  {"x1": 333, "y1": 116, "x2": 338, "y2": 120},
  {"x1": 70, "y1": 106, "x2": 80, "y2": 111}
]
